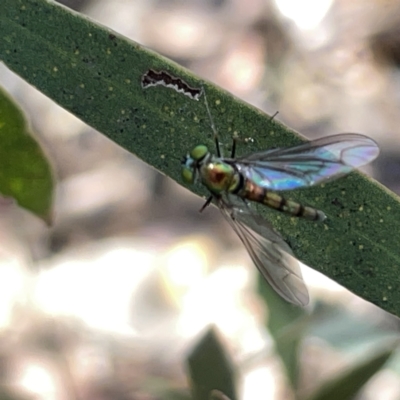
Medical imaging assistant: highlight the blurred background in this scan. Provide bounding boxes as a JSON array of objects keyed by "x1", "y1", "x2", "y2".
[{"x1": 0, "y1": 0, "x2": 400, "y2": 399}]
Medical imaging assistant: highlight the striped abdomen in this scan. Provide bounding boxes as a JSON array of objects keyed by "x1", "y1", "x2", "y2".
[{"x1": 238, "y1": 179, "x2": 326, "y2": 221}]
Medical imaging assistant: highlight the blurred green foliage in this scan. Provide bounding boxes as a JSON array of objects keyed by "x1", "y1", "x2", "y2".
[{"x1": 0, "y1": 87, "x2": 53, "y2": 222}]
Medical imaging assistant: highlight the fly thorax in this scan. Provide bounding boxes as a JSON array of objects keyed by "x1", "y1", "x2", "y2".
[{"x1": 200, "y1": 160, "x2": 239, "y2": 194}]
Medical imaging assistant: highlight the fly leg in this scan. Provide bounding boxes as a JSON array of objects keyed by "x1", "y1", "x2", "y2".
[
  {"x1": 199, "y1": 195, "x2": 213, "y2": 213},
  {"x1": 230, "y1": 132, "x2": 238, "y2": 158},
  {"x1": 270, "y1": 111, "x2": 279, "y2": 121}
]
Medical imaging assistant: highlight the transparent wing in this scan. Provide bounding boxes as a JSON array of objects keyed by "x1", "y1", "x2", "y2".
[
  {"x1": 217, "y1": 194, "x2": 309, "y2": 306},
  {"x1": 230, "y1": 134, "x2": 379, "y2": 191}
]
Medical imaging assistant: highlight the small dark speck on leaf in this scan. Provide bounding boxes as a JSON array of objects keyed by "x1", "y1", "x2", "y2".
[{"x1": 331, "y1": 198, "x2": 344, "y2": 208}]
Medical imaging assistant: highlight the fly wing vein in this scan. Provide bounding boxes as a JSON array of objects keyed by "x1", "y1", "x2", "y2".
[
  {"x1": 218, "y1": 197, "x2": 309, "y2": 306},
  {"x1": 231, "y1": 134, "x2": 379, "y2": 191}
]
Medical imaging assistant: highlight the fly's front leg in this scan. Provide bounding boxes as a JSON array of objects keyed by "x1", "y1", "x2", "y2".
[
  {"x1": 230, "y1": 131, "x2": 239, "y2": 158},
  {"x1": 199, "y1": 195, "x2": 213, "y2": 213}
]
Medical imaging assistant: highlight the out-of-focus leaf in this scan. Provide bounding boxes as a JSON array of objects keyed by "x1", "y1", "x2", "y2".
[
  {"x1": 142, "y1": 377, "x2": 192, "y2": 400},
  {"x1": 1, "y1": 0, "x2": 400, "y2": 317},
  {"x1": 309, "y1": 302, "x2": 399, "y2": 353},
  {"x1": 210, "y1": 389, "x2": 232, "y2": 400},
  {"x1": 306, "y1": 346, "x2": 395, "y2": 400},
  {"x1": 258, "y1": 277, "x2": 309, "y2": 389},
  {"x1": 0, "y1": 386, "x2": 32, "y2": 400},
  {"x1": 186, "y1": 327, "x2": 238, "y2": 400},
  {"x1": 0, "y1": 86, "x2": 53, "y2": 222},
  {"x1": 152, "y1": 389, "x2": 191, "y2": 400}
]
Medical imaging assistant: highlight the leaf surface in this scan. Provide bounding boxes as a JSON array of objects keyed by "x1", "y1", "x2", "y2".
[{"x1": 1, "y1": 0, "x2": 400, "y2": 316}]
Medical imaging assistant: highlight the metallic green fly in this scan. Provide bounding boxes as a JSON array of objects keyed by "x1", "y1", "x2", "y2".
[
  {"x1": 140, "y1": 69, "x2": 379, "y2": 306},
  {"x1": 181, "y1": 96, "x2": 379, "y2": 306}
]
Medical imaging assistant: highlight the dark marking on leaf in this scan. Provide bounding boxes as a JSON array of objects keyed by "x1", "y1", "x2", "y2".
[{"x1": 141, "y1": 69, "x2": 202, "y2": 101}]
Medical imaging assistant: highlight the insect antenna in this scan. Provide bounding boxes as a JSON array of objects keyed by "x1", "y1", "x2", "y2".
[
  {"x1": 202, "y1": 86, "x2": 222, "y2": 157},
  {"x1": 199, "y1": 86, "x2": 220, "y2": 214}
]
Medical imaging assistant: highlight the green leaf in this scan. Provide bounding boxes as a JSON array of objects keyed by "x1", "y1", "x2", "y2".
[
  {"x1": 1, "y1": 0, "x2": 400, "y2": 316},
  {"x1": 0, "y1": 385, "x2": 32, "y2": 400},
  {"x1": 309, "y1": 302, "x2": 399, "y2": 353},
  {"x1": 186, "y1": 328, "x2": 238, "y2": 400},
  {"x1": 306, "y1": 346, "x2": 395, "y2": 400},
  {"x1": 141, "y1": 377, "x2": 192, "y2": 400},
  {"x1": 0, "y1": 86, "x2": 53, "y2": 222},
  {"x1": 258, "y1": 277, "x2": 308, "y2": 389}
]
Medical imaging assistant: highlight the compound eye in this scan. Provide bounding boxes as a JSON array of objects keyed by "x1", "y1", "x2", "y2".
[
  {"x1": 182, "y1": 167, "x2": 194, "y2": 184},
  {"x1": 190, "y1": 145, "x2": 208, "y2": 161}
]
